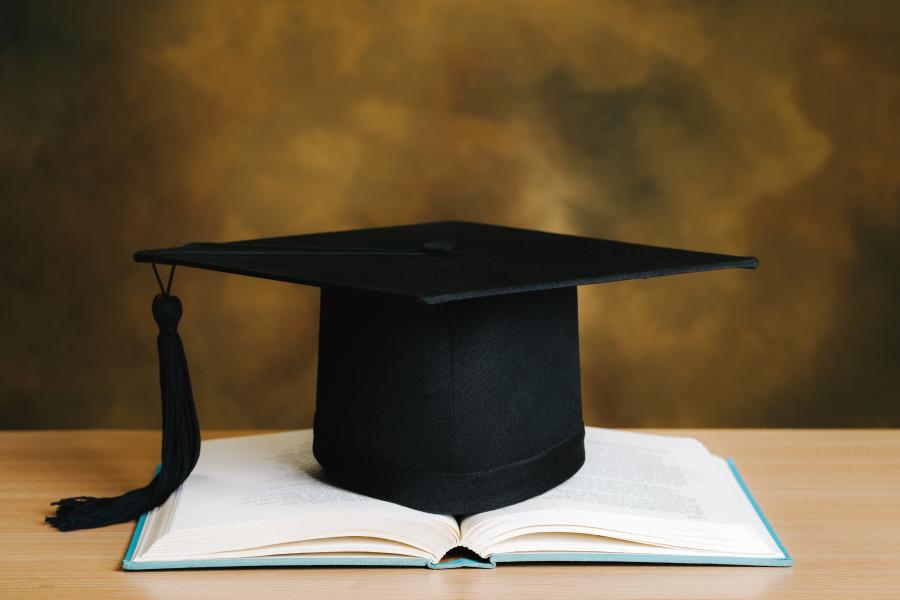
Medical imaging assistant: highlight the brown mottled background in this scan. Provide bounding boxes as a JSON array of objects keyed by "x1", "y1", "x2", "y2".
[{"x1": 2, "y1": 1, "x2": 899, "y2": 429}]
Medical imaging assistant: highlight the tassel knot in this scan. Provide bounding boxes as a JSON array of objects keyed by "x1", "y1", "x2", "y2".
[{"x1": 153, "y1": 293, "x2": 182, "y2": 328}]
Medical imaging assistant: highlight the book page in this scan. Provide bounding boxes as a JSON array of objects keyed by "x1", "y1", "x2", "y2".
[
  {"x1": 461, "y1": 428, "x2": 772, "y2": 555},
  {"x1": 172, "y1": 430, "x2": 380, "y2": 529},
  {"x1": 136, "y1": 431, "x2": 459, "y2": 561}
]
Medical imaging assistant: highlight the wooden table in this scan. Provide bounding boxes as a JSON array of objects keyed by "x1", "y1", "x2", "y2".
[{"x1": 1, "y1": 430, "x2": 898, "y2": 599}]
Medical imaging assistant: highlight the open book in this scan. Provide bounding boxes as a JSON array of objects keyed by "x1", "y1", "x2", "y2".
[{"x1": 124, "y1": 428, "x2": 791, "y2": 569}]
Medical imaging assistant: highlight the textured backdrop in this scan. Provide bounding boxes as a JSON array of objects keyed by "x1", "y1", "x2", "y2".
[{"x1": 2, "y1": 1, "x2": 899, "y2": 428}]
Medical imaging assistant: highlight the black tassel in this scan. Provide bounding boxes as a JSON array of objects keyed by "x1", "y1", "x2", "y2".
[{"x1": 46, "y1": 290, "x2": 201, "y2": 531}]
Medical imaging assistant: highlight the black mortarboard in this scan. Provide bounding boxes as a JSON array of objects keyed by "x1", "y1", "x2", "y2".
[{"x1": 47, "y1": 221, "x2": 757, "y2": 530}]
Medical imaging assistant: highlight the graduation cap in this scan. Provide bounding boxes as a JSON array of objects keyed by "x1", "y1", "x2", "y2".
[{"x1": 46, "y1": 221, "x2": 757, "y2": 530}]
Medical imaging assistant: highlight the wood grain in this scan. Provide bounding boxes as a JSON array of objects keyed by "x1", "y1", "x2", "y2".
[{"x1": 1, "y1": 429, "x2": 898, "y2": 599}]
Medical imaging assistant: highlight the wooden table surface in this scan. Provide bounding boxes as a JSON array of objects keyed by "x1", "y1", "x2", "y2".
[{"x1": 1, "y1": 429, "x2": 898, "y2": 599}]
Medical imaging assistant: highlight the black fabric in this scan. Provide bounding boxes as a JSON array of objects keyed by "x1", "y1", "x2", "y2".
[
  {"x1": 135, "y1": 221, "x2": 758, "y2": 305},
  {"x1": 314, "y1": 286, "x2": 585, "y2": 514}
]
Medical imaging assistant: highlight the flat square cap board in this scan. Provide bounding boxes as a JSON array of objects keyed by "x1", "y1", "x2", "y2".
[
  {"x1": 45, "y1": 221, "x2": 758, "y2": 531},
  {"x1": 134, "y1": 221, "x2": 758, "y2": 304}
]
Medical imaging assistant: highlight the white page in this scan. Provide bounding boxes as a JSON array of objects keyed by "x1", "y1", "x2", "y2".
[
  {"x1": 712, "y1": 456, "x2": 783, "y2": 556},
  {"x1": 485, "y1": 531, "x2": 782, "y2": 558},
  {"x1": 476, "y1": 456, "x2": 785, "y2": 559},
  {"x1": 138, "y1": 431, "x2": 458, "y2": 560},
  {"x1": 462, "y1": 428, "x2": 767, "y2": 553},
  {"x1": 153, "y1": 536, "x2": 438, "y2": 562},
  {"x1": 172, "y1": 431, "x2": 390, "y2": 528}
]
